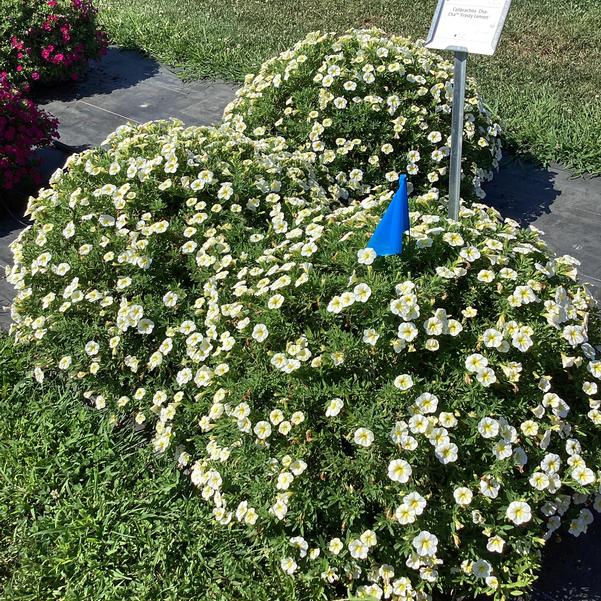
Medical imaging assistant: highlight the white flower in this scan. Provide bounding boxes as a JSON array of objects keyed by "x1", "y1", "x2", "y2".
[
  {"x1": 412, "y1": 531, "x2": 438, "y2": 557},
  {"x1": 465, "y1": 353, "x2": 487, "y2": 372},
  {"x1": 398, "y1": 322, "x2": 418, "y2": 342},
  {"x1": 486, "y1": 536, "x2": 505, "y2": 553},
  {"x1": 529, "y1": 472, "x2": 550, "y2": 490},
  {"x1": 394, "y1": 374, "x2": 414, "y2": 391},
  {"x1": 482, "y1": 328, "x2": 503, "y2": 348},
  {"x1": 252, "y1": 323, "x2": 269, "y2": 342},
  {"x1": 453, "y1": 487, "x2": 473, "y2": 506},
  {"x1": 326, "y1": 397, "x2": 344, "y2": 417},
  {"x1": 357, "y1": 247, "x2": 377, "y2": 265},
  {"x1": 477, "y1": 269, "x2": 495, "y2": 283},
  {"x1": 268, "y1": 294, "x2": 285, "y2": 309},
  {"x1": 572, "y1": 466, "x2": 595, "y2": 486},
  {"x1": 563, "y1": 324, "x2": 587, "y2": 346},
  {"x1": 363, "y1": 328, "x2": 380, "y2": 346},
  {"x1": 478, "y1": 417, "x2": 499, "y2": 439},
  {"x1": 327, "y1": 296, "x2": 343, "y2": 314},
  {"x1": 280, "y1": 557, "x2": 297, "y2": 574},
  {"x1": 353, "y1": 427, "x2": 375, "y2": 447},
  {"x1": 388, "y1": 459, "x2": 412, "y2": 483},
  {"x1": 84, "y1": 341, "x2": 99, "y2": 356},
  {"x1": 395, "y1": 503, "x2": 417, "y2": 524},
  {"x1": 58, "y1": 356, "x2": 72, "y2": 370},
  {"x1": 348, "y1": 539, "x2": 369, "y2": 560},
  {"x1": 353, "y1": 283, "x2": 372, "y2": 302},
  {"x1": 403, "y1": 491, "x2": 427, "y2": 515},
  {"x1": 163, "y1": 291, "x2": 179, "y2": 307},
  {"x1": 506, "y1": 501, "x2": 532, "y2": 525},
  {"x1": 472, "y1": 559, "x2": 492, "y2": 579},
  {"x1": 415, "y1": 392, "x2": 438, "y2": 414},
  {"x1": 254, "y1": 421, "x2": 272, "y2": 440},
  {"x1": 435, "y1": 442, "x2": 458, "y2": 464},
  {"x1": 476, "y1": 367, "x2": 497, "y2": 387},
  {"x1": 277, "y1": 472, "x2": 294, "y2": 490},
  {"x1": 512, "y1": 331, "x2": 533, "y2": 352},
  {"x1": 360, "y1": 529, "x2": 377, "y2": 547},
  {"x1": 329, "y1": 538, "x2": 344, "y2": 555}
]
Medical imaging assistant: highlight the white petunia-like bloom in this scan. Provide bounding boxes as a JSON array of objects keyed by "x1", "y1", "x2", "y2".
[
  {"x1": 357, "y1": 247, "x2": 377, "y2": 265},
  {"x1": 162, "y1": 291, "x2": 179, "y2": 307},
  {"x1": 465, "y1": 353, "x2": 488, "y2": 372},
  {"x1": 327, "y1": 296, "x2": 344, "y2": 314},
  {"x1": 476, "y1": 367, "x2": 497, "y2": 387},
  {"x1": 472, "y1": 559, "x2": 492, "y2": 579},
  {"x1": 435, "y1": 442, "x2": 458, "y2": 464},
  {"x1": 529, "y1": 471, "x2": 550, "y2": 491},
  {"x1": 453, "y1": 487, "x2": 473, "y2": 506},
  {"x1": 486, "y1": 535, "x2": 505, "y2": 553},
  {"x1": 412, "y1": 531, "x2": 438, "y2": 557},
  {"x1": 388, "y1": 459, "x2": 412, "y2": 483},
  {"x1": 84, "y1": 340, "x2": 99, "y2": 356},
  {"x1": 353, "y1": 427, "x2": 375, "y2": 448},
  {"x1": 348, "y1": 539, "x2": 369, "y2": 560},
  {"x1": 477, "y1": 270, "x2": 495, "y2": 283},
  {"x1": 363, "y1": 328, "x2": 380, "y2": 346},
  {"x1": 506, "y1": 501, "x2": 532, "y2": 525},
  {"x1": 572, "y1": 466, "x2": 595, "y2": 486},
  {"x1": 563, "y1": 324, "x2": 587, "y2": 346},
  {"x1": 280, "y1": 557, "x2": 298, "y2": 575},
  {"x1": 252, "y1": 323, "x2": 269, "y2": 342},
  {"x1": 253, "y1": 420, "x2": 272, "y2": 440},
  {"x1": 329, "y1": 538, "x2": 344, "y2": 555},
  {"x1": 398, "y1": 322, "x2": 418, "y2": 342},
  {"x1": 415, "y1": 392, "x2": 438, "y2": 414},
  {"x1": 325, "y1": 397, "x2": 344, "y2": 417},
  {"x1": 482, "y1": 328, "x2": 503, "y2": 349},
  {"x1": 477, "y1": 417, "x2": 499, "y2": 439},
  {"x1": 353, "y1": 283, "x2": 372, "y2": 302},
  {"x1": 395, "y1": 503, "x2": 417, "y2": 525},
  {"x1": 394, "y1": 374, "x2": 414, "y2": 391}
]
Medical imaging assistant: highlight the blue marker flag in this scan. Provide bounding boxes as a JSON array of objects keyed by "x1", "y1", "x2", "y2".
[{"x1": 367, "y1": 174, "x2": 410, "y2": 256}]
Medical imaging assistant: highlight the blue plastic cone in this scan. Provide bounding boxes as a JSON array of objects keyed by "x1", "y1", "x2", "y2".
[{"x1": 367, "y1": 174, "x2": 410, "y2": 256}]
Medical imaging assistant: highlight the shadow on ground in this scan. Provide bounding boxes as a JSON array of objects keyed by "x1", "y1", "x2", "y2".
[
  {"x1": 33, "y1": 47, "x2": 161, "y2": 103},
  {"x1": 485, "y1": 155, "x2": 561, "y2": 226},
  {"x1": 530, "y1": 519, "x2": 601, "y2": 601},
  {"x1": 484, "y1": 156, "x2": 601, "y2": 302},
  {"x1": 31, "y1": 46, "x2": 237, "y2": 147}
]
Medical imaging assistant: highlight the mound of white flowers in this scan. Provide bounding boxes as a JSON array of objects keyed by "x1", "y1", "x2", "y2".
[
  {"x1": 8, "y1": 119, "x2": 601, "y2": 601},
  {"x1": 224, "y1": 28, "x2": 502, "y2": 203}
]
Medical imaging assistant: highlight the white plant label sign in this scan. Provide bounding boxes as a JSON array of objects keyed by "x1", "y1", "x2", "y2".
[{"x1": 425, "y1": 0, "x2": 512, "y2": 56}]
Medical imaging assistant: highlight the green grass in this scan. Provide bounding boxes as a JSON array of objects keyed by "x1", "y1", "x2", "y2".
[
  {"x1": 0, "y1": 335, "x2": 299, "y2": 601},
  {"x1": 95, "y1": 0, "x2": 601, "y2": 176}
]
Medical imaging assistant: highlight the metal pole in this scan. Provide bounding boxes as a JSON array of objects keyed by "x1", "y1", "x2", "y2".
[{"x1": 448, "y1": 50, "x2": 467, "y2": 221}]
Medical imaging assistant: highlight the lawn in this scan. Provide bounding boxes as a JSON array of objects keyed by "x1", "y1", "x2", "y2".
[
  {"x1": 0, "y1": 334, "x2": 295, "y2": 601},
  {"x1": 96, "y1": 0, "x2": 601, "y2": 176}
]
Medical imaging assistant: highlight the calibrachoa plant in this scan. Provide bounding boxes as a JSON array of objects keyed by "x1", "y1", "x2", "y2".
[
  {"x1": 0, "y1": 80, "x2": 58, "y2": 191},
  {"x1": 224, "y1": 28, "x2": 502, "y2": 203},
  {"x1": 0, "y1": 0, "x2": 108, "y2": 88},
  {"x1": 7, "y1": 119, "x2": 601, "y2": 601}
]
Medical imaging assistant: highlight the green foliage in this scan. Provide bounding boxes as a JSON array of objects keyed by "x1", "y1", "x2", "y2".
[
  {"x1": 224, "y1": 29, "x2": 501, "y2": 202},
  {"x1": 0, "y1": 334, "x2": 310, "y2": 601},
  {"x1": 6, "y1": 113, "x2": 601, "y2": 600},
  {"x1": 96, "y1": 0, "x2": 601, "y2": 176}
]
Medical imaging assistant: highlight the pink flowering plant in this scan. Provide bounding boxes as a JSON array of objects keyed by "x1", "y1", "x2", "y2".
[
  {"x1": 0, "y1": 80, "x2": 58, "y2": 192},
  {"x1": 0, "y1": 0, "x2": 108, "y2": 89}
]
